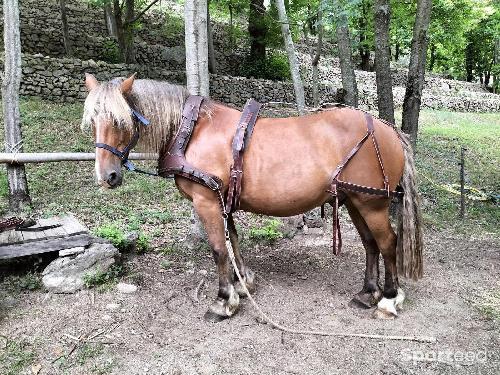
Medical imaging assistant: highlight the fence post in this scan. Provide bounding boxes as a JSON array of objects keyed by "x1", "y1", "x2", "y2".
[{"x1": 459, "y1": 146, "x2": 466, "y2": 218}]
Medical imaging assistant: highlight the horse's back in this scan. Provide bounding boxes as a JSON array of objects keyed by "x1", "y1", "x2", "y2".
[{"x1": 239, "y1": 107, "x2": 404, "y2": 216}]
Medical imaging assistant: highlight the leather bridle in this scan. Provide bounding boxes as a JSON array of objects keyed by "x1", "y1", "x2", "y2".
[{"x1": 94, "y1": 108, "x2": 157, "y2": 176}]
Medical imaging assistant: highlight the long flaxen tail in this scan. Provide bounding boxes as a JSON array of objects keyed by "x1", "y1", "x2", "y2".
[{"x1": 396, "y1": 131, "x2": 423, "y2": 280}]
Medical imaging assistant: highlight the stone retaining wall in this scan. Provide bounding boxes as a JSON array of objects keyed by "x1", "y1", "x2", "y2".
[{"x1": 0, "y1": 55, "x2": 497, "y2": 113}]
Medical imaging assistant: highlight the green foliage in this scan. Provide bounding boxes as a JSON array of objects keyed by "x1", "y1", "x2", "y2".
[
  {"x1": 240, "y1": 51, "x2": 291, "y2": 81},
  {"x1": 100, "y1": 39, "x2": 122, "y2": 63},
  {"x1": 76, "y1": 343, "x2": 104, "y2": 366},
  {"x1": 94, "y1": 224, "x2": 128, "y2": 250},
  {"x1": 136, "y1": 233, "x2": 151, "y2": 254},
  {"x1": 3, "y1": 272, "x2": 42, "y2": 293},
  {"x1": 162, "y1": 12, "x2": 184, "y2": 41},
  {"x1": 415, "y1": 110, "x2": 500, "y2": 234},
  {"x1": 473, "y1": 289, "x2": 500, "y2": 321},
  {"x1": 249, "y1": 219, "x2": 284, "y2": 244},
  {"x1": 0, "y1": 171, "x2": 8, "y2": 198},
  {"x1": 0, "y1": 339, "x2": 35, "y2": 375},
  {"x1": 83, "y1": 265, "x2": 123, "y2": 291}
]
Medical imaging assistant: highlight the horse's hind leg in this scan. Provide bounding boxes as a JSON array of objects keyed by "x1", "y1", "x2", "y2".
[
  {"x1": 192, "y1": 195, "x2": 240, "y2": 322},
  {"x1": 227, "y1": 216, "x2": 256, "y2": 297},
  {"x1": 351, "y1": 197, "x2": 405, "y2": 319},
  {"x1": 345, "y1": 201, "x2": 383, "y2": 309}
]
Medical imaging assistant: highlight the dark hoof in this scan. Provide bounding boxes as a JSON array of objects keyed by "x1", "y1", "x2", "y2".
[
  {"x1": 235, "y1": 281, "x2": 256, "y2": 298},
  {"x1": 349, "y1": 290, "x2": 382, "y2": 309},
  {"x1": 203, "y1": 309, "x2": 231, "y2": 323}
]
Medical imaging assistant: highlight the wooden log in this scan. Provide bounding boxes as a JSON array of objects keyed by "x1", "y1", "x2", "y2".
[
  {"x1": 0, "y1": 152, "x2": 158, "y2": 164},
  {"x1": 0, "y1": 233, "x2": 95, "y2": 259}
]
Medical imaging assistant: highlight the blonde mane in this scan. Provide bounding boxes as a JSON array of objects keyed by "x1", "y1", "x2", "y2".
[{"x1": 82, "y1": 78, "x2": 202, "y2": 153}]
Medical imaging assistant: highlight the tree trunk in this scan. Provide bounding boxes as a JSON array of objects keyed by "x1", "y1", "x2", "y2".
[
  {"x1": 428, "y1": 43, "x2": 436, "y2": 71},
  {"x1": 275, "y1": 0, "x2": 305, "y2": 114},
  {"x1": 248, "y1": 0, "x2": 267, "y2": 61},
  {"x1": 184, "y1": 0, "x2": 209, "y2": 96},
  {"x1": 123, "y1": 0, "x2": 136, "y2": 63},
  {"x1": 2, "y1": 0, "x2": 31, "y2": 212},
  {"x1": 465, "y1": 41, "x2": 474, "y2": 82},
  {"x1": 59, "y1": 0, "x2": 72, "y2": 56},
  {"x1": 494, "y1": 38, "x2": 499, "y2": 93},
  {"x1": 312, "y1": 1, "x2": 324, "y2": 107},
  {"x1": 358, "y1": 0, "x2": 371, "y2": 71},
  {"x1": 332, "y1": 0, "x2": 358, "y2": 107},
  {"x1": 104, "y1": 3, "x2": 118, "y2": 38},
  {"x1": 229, "y1": 3, "x2": 234, "y2": 51},
  {"x1": 394, "y1": 42, "x2": 400, "y2": 61},
  {"x1": 185, "y1": 0, "x2": 210, "y2": 240},
  {"x1": 374, "y1": 0, "x2": 395, "y2": 124},
  {"x1": 207, "y1": 1, "x2": 217, "y2": 74},
  {"x1": 401, "y1": 0, "x2": 433, "y2": 146},
  {"x1": 113, "y1": 0, "x2": 126, "y2": 62}
]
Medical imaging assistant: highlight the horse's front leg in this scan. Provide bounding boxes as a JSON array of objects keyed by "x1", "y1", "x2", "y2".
[
  {"x1": 227, "y1": 216, "x2": 256, "y2": 297},
  {"x1": 192, "y1": 195, "x2": 240, "y2": 322}
]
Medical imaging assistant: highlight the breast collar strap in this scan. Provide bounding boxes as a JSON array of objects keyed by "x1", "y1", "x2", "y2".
[{"x1": 158, "y1": 95, "x2": 223, "y2": 191}]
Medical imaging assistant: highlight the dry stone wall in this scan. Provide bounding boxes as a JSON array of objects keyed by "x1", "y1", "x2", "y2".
[{"x1": 0, "y1": 55, "x2": 498, "y2": 113}]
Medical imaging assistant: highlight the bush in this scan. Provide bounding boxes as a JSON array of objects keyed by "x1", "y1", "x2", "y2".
[
  {"x1": 239, "y1": 52, "x2": 291, "y2": 81},
  {"x1": 249, "y1": 219, "x2": 284, "y2": 244},
  {"x1": 94, "y1": 224, "x2": 128, "y2": 250},
  {"x1": 100, "y1": 39, "x2": 121, "y2": 64}
]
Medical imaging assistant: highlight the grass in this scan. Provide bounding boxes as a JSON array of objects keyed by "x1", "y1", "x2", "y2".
[
  {"x1": 0, "y1": 99, "x2": 498, "y2": 246},
  {"x1": 0, "y1": 338, "x2": 35, "y2": 375},
  {"x1": 83, "y1": 265, "x2": 124, "y2": 292},
  {"x1": 2, "y1": 272, "x2": 43, "y2": 293},
  {"x1": 415, "y1": 111, "x2": 500, "y2": 234}
]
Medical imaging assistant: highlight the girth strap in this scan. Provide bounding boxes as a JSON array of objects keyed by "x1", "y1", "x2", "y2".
[
  {"x1": 226, "y1": 99, "x2": 262, "y2": 213},
  {"x1": 328, "y1": 113, "x2": 404, "y2": 255}
]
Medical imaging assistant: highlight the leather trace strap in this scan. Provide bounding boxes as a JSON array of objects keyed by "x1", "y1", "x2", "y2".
[
  {"x1": 328, "y1": 113, "x2": 404, "y2": 256},
  {"x1": 95, "y1": 108, "x2": 158, "y2": 176},
  {"x1": 226, "y1": 98, "x2": 262, "y2": 213},
  {"x1": 158, "y1": 95, "x2": 223, "y2": 191}
]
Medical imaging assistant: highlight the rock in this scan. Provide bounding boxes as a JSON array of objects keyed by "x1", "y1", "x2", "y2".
[
  {"x1": 106, "y1": 303, "x2": 121, "y2": 311},
  {"x1": 116, "y1": 282, "x2": 138, "y2": 294},
  {"x1": 123, "y1": 232, "x2": 139, "y2": 253},
  {"x1": 42, "y1": 243, "x2": 119, "y2": 293},
  {"x1": 59, "y1": 246, "x2": 85, "y2": 257}
]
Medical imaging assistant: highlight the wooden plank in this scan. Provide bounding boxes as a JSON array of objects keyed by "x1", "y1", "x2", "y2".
[
  {"x1": 0, "y1": 233, "x2": 95, "y2": 259},
  {"x1": 0, "y1": 152, "x2": 158, "y2": 163},
  {"x1": 19, "y1": 228, "x2": 45, "y2": 242},
  {"x1": 0, "y1": 230, "x2": 12, "y2": 244},
  {"x1": 59, "y1": 215, "x2": 88, "y2": 235},
  {"x1": 38, "y1": 217, "x2": 67, "y2": 238},
  {"x1": 7, "y1": 228, "x2": 23, "y2": 244}
]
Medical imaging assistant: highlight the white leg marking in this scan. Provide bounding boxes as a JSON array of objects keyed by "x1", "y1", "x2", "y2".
[{"x1": 377, "y1": 288, "x2": 405, "y2": 316}]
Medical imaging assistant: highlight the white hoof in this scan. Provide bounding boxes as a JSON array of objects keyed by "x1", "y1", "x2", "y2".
[{"x1": 374, "y1": 288, "x2": 405, "y2": 318}]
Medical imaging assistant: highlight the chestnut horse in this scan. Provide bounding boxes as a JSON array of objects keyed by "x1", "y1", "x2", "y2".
[{"x1": 82, "y1": 74, "x2": 423, "y2": 321}]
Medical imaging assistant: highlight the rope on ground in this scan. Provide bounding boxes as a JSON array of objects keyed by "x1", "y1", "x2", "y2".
[
  {"x1": 418, "y1": 171, "x2": 493, "y2": 201},
  {"x1": 225, "y1": 238, "x2": 436, "y2": 343}
]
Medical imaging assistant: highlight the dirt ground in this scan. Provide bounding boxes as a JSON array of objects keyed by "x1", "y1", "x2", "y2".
[{"x1": 0, "y1": 219, "x2": 499, "y2": 375}]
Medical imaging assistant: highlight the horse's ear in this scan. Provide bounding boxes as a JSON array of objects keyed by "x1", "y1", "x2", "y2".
[
  {"x1": 85, "y1": 73, "x2": 99, "y2": 91},
  {"x1": 121, "y1": 73, "x2": 137, "y2": 95}
]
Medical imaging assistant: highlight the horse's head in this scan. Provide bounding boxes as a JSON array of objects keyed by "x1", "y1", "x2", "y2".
[{"x1": 82, "y1": 73, "x2": 137, "y2": 189}]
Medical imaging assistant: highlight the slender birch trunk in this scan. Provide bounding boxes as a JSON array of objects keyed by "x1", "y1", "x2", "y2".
[
  {"x1": 2, "y1": 0, "x2": 31, "y2": 212},
  {"x1": 275, "y1": 0, "x2": 305, "y2": 114}
]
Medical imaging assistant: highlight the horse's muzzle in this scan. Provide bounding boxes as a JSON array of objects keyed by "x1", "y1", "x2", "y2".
[{"x1": 97, "y1": 170, "x2": 122, "y2": 189}]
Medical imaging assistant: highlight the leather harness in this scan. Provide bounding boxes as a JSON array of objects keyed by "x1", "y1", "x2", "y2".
[{"x1": 97, "y1": 95, "x2": 404, "y2": 255}]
